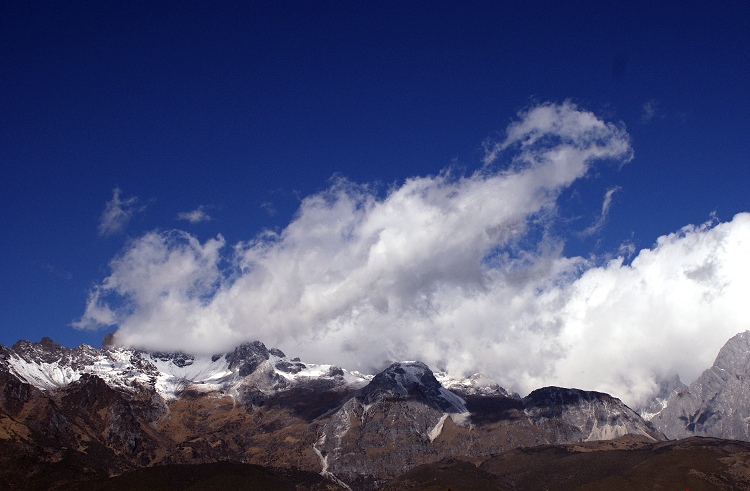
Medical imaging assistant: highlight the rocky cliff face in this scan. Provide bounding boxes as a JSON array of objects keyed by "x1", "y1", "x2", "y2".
[
  {"x1": 647, "y1": 330, "x2": 750, "y2": 440},
  {"x1": 311, "y1": 364, "x2": 661, "y2": 489},
  {"x1": 1, "y1": 337, "x2": 665, "y2": 490},
  {"x1": 523, "y1": 387, "x2": 661, "y2": 443}
]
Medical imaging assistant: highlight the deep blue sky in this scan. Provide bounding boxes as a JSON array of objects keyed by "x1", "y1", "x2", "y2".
[{"x1": 1, "y1": 1, "x2": 749, "y2": 350}]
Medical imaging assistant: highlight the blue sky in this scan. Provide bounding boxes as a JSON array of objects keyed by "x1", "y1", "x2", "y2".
[{"x1": 2, "y1": 2, "x2": 749, "y2": 401}]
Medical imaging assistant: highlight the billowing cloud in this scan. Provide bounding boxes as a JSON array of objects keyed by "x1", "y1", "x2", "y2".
[
  {"x1": 98, "y1": 187, "x2": 143, "y2": 236},
  {"x1": 75, "y1": 102, "x2": 750, "y2": 406},
  {"x1": 177, "y1": 206, "x2": 212, "y2": 223},
  {"x1": 552, "y1": 214, "x2": 750, "y2": 404}
]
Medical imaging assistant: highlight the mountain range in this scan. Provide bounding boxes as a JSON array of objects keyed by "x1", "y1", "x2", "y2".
[{"x1": 2, "y1": 331, "x2": 750, "y2": 490}]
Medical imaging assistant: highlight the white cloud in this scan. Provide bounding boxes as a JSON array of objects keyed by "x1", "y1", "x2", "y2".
[
  {"x1": 580, "y1": 186, "x2": 621, "y2": 237},
  {"x1": 74, "y1": 231, "x2": 225, "y2": 332},
  {"x1": 177, "y1": 206, "x2": 212, "y2": 223},
  {"x1": 554, "y1": 214, "x2": 750, "y2": 403},
  {"x1": 260, "y1": 201, "x2": 277, "y2": 216},
  {"x1": 71, "y1": 288, "x2": 117, "y2": 330},
  {"x1": 641, "y1": 99, "x2": 663, "y2": 124},
  {"x1": 75, "y1": 102, "x2": 750, "y2": 406},
  {"x1": 98, "y1": 187, "x2": 143, "y2": 236}
]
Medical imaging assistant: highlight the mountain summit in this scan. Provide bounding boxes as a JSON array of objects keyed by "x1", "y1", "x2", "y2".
[{"x1": 356, "y1": 361, "x2": 467, "y2": 413}]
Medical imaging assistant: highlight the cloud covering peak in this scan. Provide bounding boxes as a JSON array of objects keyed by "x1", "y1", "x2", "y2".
[{"x1": 74, "y1": 102, "x2": 750, "y2": 405}]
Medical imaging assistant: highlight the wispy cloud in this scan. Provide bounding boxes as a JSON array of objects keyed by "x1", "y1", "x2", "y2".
[
  {"x1": 75, "y1": 102, "x2": 750, "y2": 406},
  {"x1": 71, "y1": 288, "x2": 118, "y2": 329},
  {"x1": 42, "y1": 263, "x2": 72, "y2": 280},
  {"x1": 97, "y1": 187, "x2": 144, "y2": 236},
  {"x1": 260, "y1": 201, "x2": 277, "y2": 216},
  {"x1": 580, "y1": 186, "x2": 621, "y2": 237},
  {"x1": 641, "y1": 99, "x2": 663, "y2": 124},
  {"x1": 177, "y1": 206, "x2": 212, "y2": 224}
]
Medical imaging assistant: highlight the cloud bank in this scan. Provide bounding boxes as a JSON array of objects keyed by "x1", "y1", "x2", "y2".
[{"x1": 75, "y1": 102, "x2": 750, "y2": 405}]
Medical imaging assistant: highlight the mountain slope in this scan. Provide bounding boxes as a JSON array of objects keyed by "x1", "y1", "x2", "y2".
[
  {"x1": 1, "y1": 337, "x2": 665, "y2": 490},
  {"x1": 523, "y1": 387, "x2": 660, "y2": 443},
  {"x1": 382, "y1": 436, "x2": 750, "y2": 491},
  {"x1": 312, "y1": 365, "x2": 662, "y2": 489},
  {"x1": 648, "y1": 330, "x2": 750, "y2": 440}
]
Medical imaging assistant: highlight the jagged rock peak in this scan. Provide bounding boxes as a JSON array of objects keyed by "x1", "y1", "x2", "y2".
[
  {"x1": 646, "y1": 330, "x2": 750, "y2": 441},
  {"x1": 11, "y1": 337, "x2": 73, "y2": 364},
  {"x1": 365, "y1": 361, "x2": 441, "y2": 394},
  {"x1": 7, "y1": 336, "x2": 62, "y2": 354},
  {"x1": 358, "y1": 361, "x2": 466, "y2": 413},
  {"x1": 713, "y1": 330, "x2": 750, "y2": 374},
  {"x1": 149, "y1": 351, "x2": 195, "y2": 367},
  {"x1": 39, "y1": 336, "x2": 60, "y2": 349},
  {"x1": 226, "y1": 340, "x2": 284, "y2": 377}
]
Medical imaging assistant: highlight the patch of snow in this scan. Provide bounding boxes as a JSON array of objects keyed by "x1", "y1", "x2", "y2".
[
  {"x1": 428, "y1": 413, "x2": 449, "y2": 442},
  {"x1": 8, "y1": 348, "x2": 153, "y2": 392},
  {"x1": 313, "y1": 434, "x2": 352, "y2": 491},
  {"x1": 436, "y1": 371, "x2": 515, "y2": 397},
  {"x1": 9, "y1": 358, "x2": 81, "y2": 390},
  {"x1": 7, "y1": 343, "x2": 372, "y2": 404},
  {"x1": 349, "y1": 370, "x2": 374, "y2": 381},
  {"x1": 639, "y1": 398, "x2": 669, "y2": 421},
  {"x1": 150, "y1": 355, "x2": 234, "y2": 399}
]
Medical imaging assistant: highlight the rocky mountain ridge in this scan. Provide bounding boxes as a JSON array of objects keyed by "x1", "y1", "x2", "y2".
[
  {"x1": 646, "y1": 330, "x2": 750, "y2": 441},
  {"x1": 4, "y1": 337, "x2": 369, "y2": 402},
  {"x1": 4, "y1": 331, "x2": 750, "y2": 489},
  {"x1": 0, "y1": 336, "x2": 665, "y2": 489}
]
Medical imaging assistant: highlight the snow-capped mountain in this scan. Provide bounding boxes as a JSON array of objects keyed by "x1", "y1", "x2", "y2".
[
  {"x1": 356, "y1": 361, "x2": 467, "y2": 413},
  {"x1": 435, "y1": 370, "x2": 519, "y2": 398},
  {"x1": 0, "y1": 336, "x2": 665, "y2": 490},
  {"x1": 5, "y1": 337, "x2": 369, "y2": 402}
]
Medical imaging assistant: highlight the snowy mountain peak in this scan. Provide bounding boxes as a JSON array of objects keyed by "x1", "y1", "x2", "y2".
[
  {"x1": 435, "y1": 371, "x2": 518, "y2": 398},
  {"x1": 12, "y1": 337, "x2": 71, "y2": 364},
  {"x1": 3, "y1": 337, "x2": 371, "y2": 404},
  {"x1": 225, "y1": 340, "x2": 287, "y2": 377},
  {"x1": 358, "y1": 361, "x2": 466, "y2": 413}
]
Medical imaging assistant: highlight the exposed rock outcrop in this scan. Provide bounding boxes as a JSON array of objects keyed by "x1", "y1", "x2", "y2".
[{"x1": 648, "y1": 330, "x2": 750, "y2": 440}]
